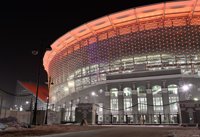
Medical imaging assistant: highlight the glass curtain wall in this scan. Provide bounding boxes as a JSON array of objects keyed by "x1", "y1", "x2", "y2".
[
  {"x1": 168, "y1": 84, "x2": 179, "y2": 114},
  {"x1": 110, "y1": 88, "x2": 119, "y2": 123},
  {"x1": 123, "y1": 87, "x2": 132, "y2": 112},
  {"x1": 152, "y1": 85, "x2": 163, "y2": 114},
  {"x1": 137, "y1": 86, "x2": 147, "y2": 114}
]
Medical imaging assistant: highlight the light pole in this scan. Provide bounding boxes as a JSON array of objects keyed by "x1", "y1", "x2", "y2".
[
  {"x1": 31, "y1": 49, "x2": 42, "y2": 125},
  {"x1": 31, "y1": 47, "x2": 52, "y2": 125}
]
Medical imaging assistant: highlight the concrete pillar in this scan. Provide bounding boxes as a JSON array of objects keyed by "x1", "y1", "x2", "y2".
[
  {"x1": 65, "y1": 107, "x2": 70, "y2": 121},
  {"x1": 162, "y1": 80, "x2": 170, "y2": 123},
  {"x1": 132, "y1": 83, "x2": 138, "y2": 123},
  {"x1": 69, "y1": 100, "x2": 74, "y2": 122},
  {"x1": 146, "y1": 81, "x2": 154, "y2": 123},
  {"x1": 118, "y1": 84, "x2": 124, "y2": 123},
  {"x1": 60, "y1": 108, "x2": 66, "y2": 122},
  {"x1": 103, "y1": 85, "x2": 111, "y2": 124}
]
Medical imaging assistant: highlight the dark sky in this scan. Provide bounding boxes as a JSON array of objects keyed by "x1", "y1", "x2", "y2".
[{"x1": 0, "y1": 0, "x2": 173, "y2": 93}]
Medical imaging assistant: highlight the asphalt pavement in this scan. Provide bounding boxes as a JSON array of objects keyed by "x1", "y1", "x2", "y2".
[{"x1": 38, "y1": 126, "x2": 172, "y2": 137}]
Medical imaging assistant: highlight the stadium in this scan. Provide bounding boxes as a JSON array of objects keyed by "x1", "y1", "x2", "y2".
[{"x1": 43, "y1": 0, "x2": 200, "y2": 124}]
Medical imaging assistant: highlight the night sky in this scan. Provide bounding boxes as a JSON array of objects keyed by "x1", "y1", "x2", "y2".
[{"x1": 0, "y1": 0, "x2": 173, "y2": 93}]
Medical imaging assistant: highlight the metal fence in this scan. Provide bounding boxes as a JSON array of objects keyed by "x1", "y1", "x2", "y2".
[{"x1": 96, "y1": 113, "x2": 179, "y2": 125}]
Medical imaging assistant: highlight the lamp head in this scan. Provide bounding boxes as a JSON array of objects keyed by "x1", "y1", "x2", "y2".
[{"x1": 32, "y1": 50, "x2": 38, "y2": 55}]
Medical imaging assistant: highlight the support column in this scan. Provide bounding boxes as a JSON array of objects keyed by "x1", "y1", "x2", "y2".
[
  {"x1": 146, "y1": 81, "x2": 153, "y2": 123},
  {"x1": 118, "y1": 84, "x2": 124, "y2": 123},
  {"x1": 162, "y1": 80, "x2": 170, "y2": 123},
  {"x1": 60, "y1": 108, "x2": 66, "y2": 122},
  {"x1": 178, "y1": 80, "x2": 185, "y2": 101},
  {"x1": 69, "y1": 100, "x2": 73, "y2": 122},
  {"x1": 132, "y1": 83, "x2": 138, "y2": 123},
  {"x1": 103, "y1": 84, "x2": 111, "y2": 124}
]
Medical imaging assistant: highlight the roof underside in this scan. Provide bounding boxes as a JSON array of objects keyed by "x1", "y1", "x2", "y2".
[
  {"x1": 19, "y1": 81, "x2": 49, "y2": 102},
  {"x1": 43, "y1": 0, "x2": 200, "y2": 74}
]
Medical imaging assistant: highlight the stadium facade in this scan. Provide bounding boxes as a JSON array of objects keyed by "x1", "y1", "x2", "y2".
[{"x1": 44, "y1": 0, "x2": 200, "y2": 124}]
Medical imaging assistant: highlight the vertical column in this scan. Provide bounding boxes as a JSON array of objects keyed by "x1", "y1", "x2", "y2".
[
  {"x1": 118, "y1": 84, "x2": 124, "y2": 123},
  {"x1": 132, "y1": 83, "x2": 138, "y2": 123},
  {"x1": 178, "y1": 81, "x2": 185, "y2": 101},
  {"x1": 89, "y1": 65, "x2": 92, "y2": 85},
  {"x1": 146, "y1": 81, "x2": 153, "y2": 123},
  {"x1": 69, "y1": 100, "x2": 73, "y2": 122},
  {"x1": 65, "y1": 107, "x2": 70, "y2": 121},
  {"x1": 103, "y1": 84, "x2": 111, "y2": 124},
  {"x1": 60, "y1": 108, "x2": 66, "y2": 122},
  {"x1": 162, "y1": 80, "x2": 170, "y2": 123}
]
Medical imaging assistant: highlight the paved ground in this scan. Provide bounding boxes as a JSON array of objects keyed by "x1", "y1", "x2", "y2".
[
  {"x1": 1, "y1": 125, "x2": 200, "y2": 137},
  {"x1": 0, "y1": 125, "x2": 106, "y2": 137},
  {"x1": 38, "y1": 126, "x2": 177, "y2": 137}
]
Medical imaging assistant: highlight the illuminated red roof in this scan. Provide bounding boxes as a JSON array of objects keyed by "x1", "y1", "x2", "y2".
[
  {"x1": 19, "y1": 81, "x2": 49, "y2": 102},
  {"x1": 43, "y1": 0, "x2": 200, "y2": 73}
]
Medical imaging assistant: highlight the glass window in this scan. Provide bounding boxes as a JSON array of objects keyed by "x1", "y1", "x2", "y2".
[
  {"x1": 82, "y1": 77, "x2": 90, "y2": 85},
  {"x1": 82, "y1": 66, "x2": 90, "y2": 76},
  {"x1": 111, "y1": 99, "x2": 118, "y2": 111},
  {"x1": 68, "y1": 80, "x2": 75, "y2": 93},
  {"x1": 124, "y1": 98, "x2": 132, "y2": 111},
  {"x1": 68, "y1": 74, "x2": 74, "y2": 80},
  {"x1": 169, "y1": 96, "x2": 178, "y2": 114},
  {"x1": 137, "y1": 86, "x2": 146, "y2": 96},
  {"x1": 111, "y1": 88, "x2": 118, "y2": 97},
  {"x1": 168, "y1": 84, "x2": 178, "y2": 94},
  {"x1": 91, "y1": 75, "x2": 97, "y2": 84},
  {"x1": 100, "y1": 73, "x2": 106, "y2": 81},
  {"x1": 96, "y1": 103, "x2": 103, "y2": 114},
  {"x1": 90, "y1": 64, "x2": 98, "y2": 74},
  {"x1": 99, "y1": 63, "x2": 109, "y2": 73},
  {"x1": 122, "y1": 58, "x2": 134, "y2": 69},
  {"x1": 153, "y1": 97, "x2": 163, "y2": 114},
  {"x1": 176, "y1": 55, "x2": 186, "y2": 64},
  {"x1": 147, "y1": 55, "x2": 161, "y2": 64},
  {"x1": 134, "y1": 56, "x2": 147, "y2": 64},
  {"x1": 75, "y1": 79, "x2": 82, "y2": 87},
  {"x1": 138, "y1": 97, "x2": 147, "y2": 113},
  {"x1": 152, "y1": 85, "x2": 162, "y2": 95},
  {"x1": 75, "y1": 69, "x2": 81, "y2": 77},
  {"x1": 110, "y1": 63, "x2": 120, "y2": 72},
  {"x1": 123, "y1": 87, "x2": 132, "y2": 97}
]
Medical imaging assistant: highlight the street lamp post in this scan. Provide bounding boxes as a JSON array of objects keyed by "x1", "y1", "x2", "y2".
[
  {"x1": 31, "y1": 47, "x2": 52, "y2": 125},
  {"x1": 32, "y1": 49, "x2": 42, "y2": 125}
]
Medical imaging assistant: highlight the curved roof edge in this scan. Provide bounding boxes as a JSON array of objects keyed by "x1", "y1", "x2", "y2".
[
  {"x1": 43, "y1": 0, "x2": 200, "y2": 74},
  {"x1": 18, "y1": 81, "x2": 49, "y2": 102}
]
